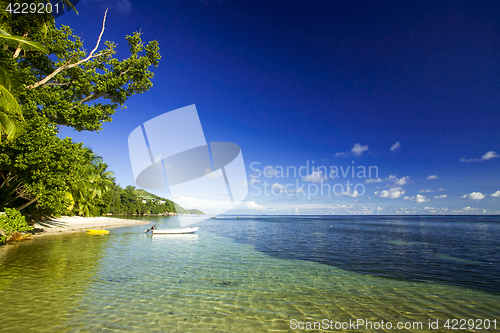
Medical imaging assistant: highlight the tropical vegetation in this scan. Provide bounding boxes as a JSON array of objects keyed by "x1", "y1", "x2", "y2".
[
  {"x1": 102, "y1": 186, "x2": 203, "y2": 216},
  {"x1": 0, "y1": 1, "x2": 200, "y2": 241},
  {"x1": 0, "y1": 208, "x2": 32, "y2": 242}
]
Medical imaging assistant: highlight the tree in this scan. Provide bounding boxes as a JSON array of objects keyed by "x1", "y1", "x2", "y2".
[
  {"x1": 0, "y1": 0, "x2": 49, "y2": 140},
  {"x1": 0, "y1": 118, "x2": 88, "y2": 217},
  {"x1": 0, "y1": 207, "x2": 32, "y2": 243},
  {"x1": 0, "y1": 9, "x2": 160, "y2": 218},
  {"x1": 18, "y1": 10, "x2": 160, "y2": 132},
  {"x1": 69, "y1": 148, "x2": 114, "y2": 217}
]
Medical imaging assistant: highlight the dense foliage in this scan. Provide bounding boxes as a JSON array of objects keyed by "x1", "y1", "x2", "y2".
[
  {"x1": 103, "y1": 185, "x2": 176, "y2": 215},
  {"x1": 0, "y1": 207, "x2": 32, "y2": 242},
  {"x1": 0, "y1": 5, "x2": 163, "y2": 222},
  {"x1": 101, "y1": 186, "x2": 204, "y2": 216}
]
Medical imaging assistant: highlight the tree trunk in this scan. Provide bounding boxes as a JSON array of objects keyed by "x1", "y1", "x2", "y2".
[{"x1": 17, "y1": 197, "x2": 37, "y2": 211}]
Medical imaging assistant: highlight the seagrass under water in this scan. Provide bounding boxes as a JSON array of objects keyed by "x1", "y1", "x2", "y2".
[{"x1": 0, "y1": 216, "x2": 499, "y2": 332}]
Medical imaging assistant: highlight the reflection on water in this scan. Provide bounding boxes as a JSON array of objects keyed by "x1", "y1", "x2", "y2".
[
  {"x1": 203, "y1": 215, "x2": 500, "y2": 294},
  {"x1": 0, "y1": 233, "x2": 108, "y2": 332},
  {"x1": 0, "y1": 217, "x2": 499, "y2": 332},
  {"x1": 151, "y1": 234, "x2": 199, "y2": 242}
]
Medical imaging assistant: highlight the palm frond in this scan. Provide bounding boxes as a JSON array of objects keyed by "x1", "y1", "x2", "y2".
[
  {"x1": 0, "y1": 111, "x2": 24, "y2": 141},
  {"x1": 0, "y1": 29, "x2": 48, "y2": 54},
  {"x1": 58, "y1": 0, "x2": 79, "y2": 15},
  {"x1": 0, "y1": 83, "x2": 23, "y2": 119}
]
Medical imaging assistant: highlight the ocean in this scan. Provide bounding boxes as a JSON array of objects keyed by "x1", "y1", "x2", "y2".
[{"x1": 0, "y1": 215, "x2": 499, "y2": 332}]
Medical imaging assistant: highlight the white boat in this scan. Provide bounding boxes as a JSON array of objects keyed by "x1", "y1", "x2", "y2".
[{"x1": 152, "y1": 227, "x2": 199, "y2": 234}]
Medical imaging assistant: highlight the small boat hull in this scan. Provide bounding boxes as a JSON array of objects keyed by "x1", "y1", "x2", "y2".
[
  {"x1": 86, "y1": 229, "x2": 109, "y2": 235},
  {"x1": 152, "y1": 227, "x2": 199, "y2": 234}
]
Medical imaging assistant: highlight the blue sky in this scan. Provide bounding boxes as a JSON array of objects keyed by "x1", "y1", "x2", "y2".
[{"x1": 58, "y1": 0, "x2": 500, "y2": 214}]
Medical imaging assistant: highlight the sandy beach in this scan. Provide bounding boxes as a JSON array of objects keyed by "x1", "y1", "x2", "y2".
[{"x1": 32, "y1": 216, "x2": 151, "y2": 236}]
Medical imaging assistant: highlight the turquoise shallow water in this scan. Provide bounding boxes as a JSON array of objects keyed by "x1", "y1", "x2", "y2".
[
  {"x1": 0, "y1": 216, "x2": 499, "y2": 332},
  {"x1": 203, "y1": 215, "x2": 500, "y2": 294}
]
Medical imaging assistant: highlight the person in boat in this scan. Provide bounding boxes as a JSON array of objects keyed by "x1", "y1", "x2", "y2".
[{"x1": 145, "y1": 225, "x2": 156, "y2": 232}]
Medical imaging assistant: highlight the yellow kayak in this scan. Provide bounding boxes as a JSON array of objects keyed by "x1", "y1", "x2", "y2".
[{"x1": 86, "y1": 229, "x2": 109, "y2": 235}]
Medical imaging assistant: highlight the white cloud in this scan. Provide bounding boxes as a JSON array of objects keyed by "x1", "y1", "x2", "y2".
[
  {"x1": 470, "y1": 192, "x2": 486, "y2": 200},
  {"x1": 239, "y1": 177, "x2": 261, "y2": 186},
  {"x1": 115, "y1": 0, "x2": 132, "y2": 13},
  {"x1": 375, "y1": 187, "x2": 405, "y2": 199},
  {"x1": 394, "y1": 176, "x2": 410, "y2": 185},
  {"x1": 264, "y1": 167, "x2": 278, "y2": 177},
  {"x1": 301, "y1": 170, "x2": 328, "y2": 183},
  {"x1": 385, "y1": 175, "x2": 411, "y2": 185},
  {"x1": 482, "y1": 151, "x2": 499, "y2": 160},
  {"x1": 242, "y1": 201, "x2": 263, "y2": 209},
  {"x1": 460, "y1": 151, "x2": 499, "y2": 163},
  {"x1": 404, "y1": 194, "x2": 430, "y2": 203},
  {"x1": 269, "y1": 183, "x2": 304, "y2": 194},
  {"x1": 334, "y1": 143, "x2": 369, "y2": 158},
  {"x1": 278, "y1": 196, "x2": 299, "y2": 202},
  {"x1": 351, "y1": 143, "x2": 369, "y2": 156},
  {"x1": 174, "y1": 196, "x2": 234, "y2": 214},
  {"x1": 390, "y1": 141, "x2": 401, "y2": 152},
  {"x1": 205, "y1": 168, "x2": 222, "y2": 179},
  {"x1": 342, "y1": 187, "x2": 359, "y2": 198},
  {"x1": 438, "y1": 188, "x2": 444, "y2": 191},
  {"x1": 434, "y1": 195, "x2": 447, "y2": 199},
  {"x1": 415, "y1": 194, "x2": 430, "y2": 204},
  {"x1": 86, "y1": 0, "x2": 132, "y2": 14},
  {"x1": 271, "y1": 183, "x2": 286, "y2": 192},
  {"x1": 365, "y1": 178, "x2": 383, "y2": 183},
  {"x1": 460, "y1": 206, "x2": 478, "y2": 212},
  {"x1": 286, "y1": 188, "x2": 305, "y2": 194},
  {"x1": 491, "y1": 190, "x2": 500, "y2": 197},
  {"x1": 419, "y1": 189, "x2": 434, "y2": 193},
  {"x1": 427, "y1": 175, "x2": 439, "y2": 180},
  {"x1": 461, "y1": 192, "x2": 486, "y2": 200}
]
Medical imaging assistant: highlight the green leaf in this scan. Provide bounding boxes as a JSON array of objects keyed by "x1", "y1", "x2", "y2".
[
  {"x1": 0, "y1": 84, "x2": 23, "y2": 119},
  {"x1": 0, "y1": 29, "x2": 49, "y2": 54},
  {"x1": 0, "y1": 83, "x2": 25, "y2": 141}
]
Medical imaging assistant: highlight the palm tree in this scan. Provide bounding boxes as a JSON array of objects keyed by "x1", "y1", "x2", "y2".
[
  {"x1": 70, "y1": 148, "x2": 114, "y2": 216},
  {"x1": 0, "y1": 65, "x2": 25, "y2": 141},
  {"x1": 0, "y1": 0, "x2": 82, "y2": 141},
  {"x1": 0, "y1": 1, "x2": 49, "y2": 141}
]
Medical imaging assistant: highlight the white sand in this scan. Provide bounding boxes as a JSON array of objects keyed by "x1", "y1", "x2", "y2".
[{"x1": 32, "y1": 216, "x2": 151, "y2": 236}]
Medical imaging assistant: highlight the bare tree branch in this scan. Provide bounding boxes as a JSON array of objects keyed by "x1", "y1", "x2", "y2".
[
  {"x1": 119, "y1": 68, "x2": 131, "y2": 76},
  {"x1": 87, "y1": 8, "x2": 108, "y2": 63},
  {"x1": 78, "y1": 92, "x2": 101, "y2": 104},
  {"x1": 17, "y1": 197, "x2": 37, "y2": 211},
  {"x1": 43, "y1": 81, "x2": 73, "y2": 87},
  {"x1": 12, "y1": 32, "x2": 28, "y2": 59},
  {"x1": 25, "y1": 9, "x2": 109, "y2": 90},
  {"x1": 69, "y1": 92, "x2": 108, "y2": 110}
]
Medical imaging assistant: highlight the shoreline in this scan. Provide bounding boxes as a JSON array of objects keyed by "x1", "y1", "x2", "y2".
[{"x1": 31, "y1": 216, "x2": 152, "y2": 237}]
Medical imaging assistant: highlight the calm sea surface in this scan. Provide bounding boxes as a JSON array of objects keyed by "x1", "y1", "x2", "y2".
[
  {"x1": 204, "y1": 215, "x2": 500, "y2": 294},
  {"x1": 0, "y1": 215, "x2": 499, "y2": 332}
]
